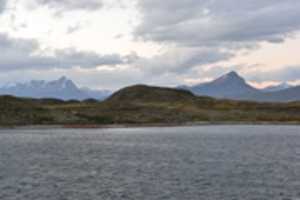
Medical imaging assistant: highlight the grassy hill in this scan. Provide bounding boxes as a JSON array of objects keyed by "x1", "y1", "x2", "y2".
[
  {"x1": 0, "y1": 96, "x2": 51, "y2": 125},
  {"x1": 107, "y1": 85, "x2": 197, "y2": 103},
  {"x1": 1, "y1": 85, "x2": 300, "y2": 126}
]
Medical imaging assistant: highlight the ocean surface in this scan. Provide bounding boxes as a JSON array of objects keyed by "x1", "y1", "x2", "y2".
[{"x1": 0, "y1": 125, "x2": 300, "y2": 200}]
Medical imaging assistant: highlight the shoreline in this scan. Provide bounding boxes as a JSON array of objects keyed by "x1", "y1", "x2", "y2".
[{"x1": 1, "y1": 121, "x2": 300, "y2": 130}]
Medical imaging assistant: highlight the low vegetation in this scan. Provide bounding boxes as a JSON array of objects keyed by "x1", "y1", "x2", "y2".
[{"x1": 1, "y1": 85, "x2": 300, "y2": 126}]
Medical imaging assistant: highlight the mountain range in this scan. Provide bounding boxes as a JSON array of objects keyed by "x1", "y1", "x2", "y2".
[
  {"x1": 180, "y1": 71, "x2": 299, "y2": 102},
  {"x1": 261, "y1": 82, "x2": 291, "y2": 92},
  {"x1": 0, "y1": 72, "x2": 299, "y2": 102},
  {"x1": 0, "y1": 77, "x2": 111, "y2": 101}
]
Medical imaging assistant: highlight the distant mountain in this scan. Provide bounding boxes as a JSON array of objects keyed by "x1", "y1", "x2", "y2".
[
  {"x1": 242, "y1": 85, "x2": 300, "y2": 102},
  {"x1": 0, "y1": 77, "x2": 111, "y2": 100},
  {"x1": 262, "y1": 82, "x2": 291, "y2": 92},
  {"x1": 180, "y1": 71, "x2": 300, "y2": 102},
  {"x1": 80, "y1": 87, "x2": 111, "y2": 100},
  {"x1": 180, "y1": 71, "x2": 259, "y2": 99}
]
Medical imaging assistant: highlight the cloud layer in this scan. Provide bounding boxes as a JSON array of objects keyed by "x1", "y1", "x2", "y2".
[
  {"x1": 0, "y1": 0, "x2": 6, "y2": 13},
  {"x1": 0, "y1": 0, "x2": 300, "y2": 88},
  {"x1": 36, "y1": 0, "x2": 103, "y2": 11},
  {"x1": 0, "y1": 33, "x2": 125, "y2": 71},
  {"x1": 135, "y1": 0, "x2": 300, "y2": 47},
  {"x1": 134, "y1": 48, "x2": 233, "y2": 75},
  {"x1": 130, "y1": 0, "x2": 300, "y2": 83}
]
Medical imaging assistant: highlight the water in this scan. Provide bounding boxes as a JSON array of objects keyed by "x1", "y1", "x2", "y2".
[{"x1": 0, "y1": 125, "x2": 300, "y2": 200}]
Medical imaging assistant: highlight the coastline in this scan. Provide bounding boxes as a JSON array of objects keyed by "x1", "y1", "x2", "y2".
[{"x1": 1, "y1": 121, "x2": 300, "y2": 130}]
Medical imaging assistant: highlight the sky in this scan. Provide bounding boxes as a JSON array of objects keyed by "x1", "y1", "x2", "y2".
[{"x1": 0, "y1": 0, "x2": 300, "y2": 90}]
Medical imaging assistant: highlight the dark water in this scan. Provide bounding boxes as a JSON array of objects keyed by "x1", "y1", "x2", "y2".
[{"x1": 0, "y1": 126, "x2": 300, "y2": 200}]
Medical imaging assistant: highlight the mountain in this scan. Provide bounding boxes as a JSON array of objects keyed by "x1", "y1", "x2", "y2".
[
  {"x1": 180, "y1": 71, "x2": 300, "y2": 102},
  {"x1": 242, "y1": 85, "x2": 300, "y2": 102},
  {"x1": 80, "y1": 87, "x2": 111, "y2": 100},
  {"x1": 180, "y1": 71, "x2": 259, "y2": 99},
  {"x1": 0, "y1": 77, "x2": 111, "y2": 101},
  {"x1": 262, "y1": 82, "x2": 291, "y2": 92}
]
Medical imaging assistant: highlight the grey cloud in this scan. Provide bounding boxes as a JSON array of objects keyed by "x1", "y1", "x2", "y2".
[
  {"x1": 0, "y1": 33, "x2": 125, "y2": 71},
  {"x1": 133, "y1": 0, "x2": 300, "y2": 79},
  {"x1": 66, "y1": 24, "x2": 81, "y2": 34},
  {"x1": 134, "y1": 48, "x2": 233, "y2": 75},
  {"x1": 135, "y1": 0, "x2": 300, "y2": 47},
  {"x1": 0, "y1": 0, "x2": 7, "y2": 13},
  {"x1": 247, "y1": 66, "x2": 300, "y2": 83},
  {"x1": 275, "y1": 66, "x2": 300, "y2": 82},
  {"x1": 52, "y1": 49, "x2": 124, "y2": 68},
  {"x1": 36, "y1": 0, "x2": 103, "y2": 11}
]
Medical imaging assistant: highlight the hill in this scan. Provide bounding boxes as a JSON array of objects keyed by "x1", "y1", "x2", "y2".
[
  {"x1": 1, "y1": 85, "x2": 300, "y2": 126},
  {"x1": 108, "y1": 85, "x2": 197, "y2": 103},
  {"x1": 0, "y1": 96, "x2": 51, "y2": 125}
]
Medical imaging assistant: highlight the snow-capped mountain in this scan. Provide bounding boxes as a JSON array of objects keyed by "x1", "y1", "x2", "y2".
[
  {"x1": 262, "y1": 82, "x2": 291, "y2": 92},
  {"x1": 80, "y1": 87, "x2": 112, "y2": 100},
  {"x1": 0, "y1": 77, "x2": 111, "y2": 100}
]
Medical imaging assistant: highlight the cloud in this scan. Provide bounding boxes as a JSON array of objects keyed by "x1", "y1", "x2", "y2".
[
  {"x1": 132, "y1": 0, "x2": 300, "y2": 80},
  {"x1": 0, "y1": 0, "x2": 7, "y2": 13},
  {"x1": 35, "y1": 0, "x2": 103, "y2": 11},
  {"x1": 66, "y1": 24, "x2": 82, "y2": 34},
  {"x1": 134, "y1": 48, "x2": 233, "y2": 75},
  {"x1": 246, "y1": 66, "x2": 300, "y2": 83},
  {"x1": 275, "y1": 66, "x2": 300, "y2": 81},
  {"x1": 135, "y1": 0, "x2": 300, "y2": 48},
  {"x1": 0, "y1": 33, "x2": 126, "y2": 71}
]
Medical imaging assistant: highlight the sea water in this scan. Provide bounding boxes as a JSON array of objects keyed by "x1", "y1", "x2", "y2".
[{"x1": 0, "y1": 125, "x2": 299, "y2": 200}]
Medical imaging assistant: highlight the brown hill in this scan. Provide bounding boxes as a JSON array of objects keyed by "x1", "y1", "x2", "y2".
[{"x1": 107, "y1": 85, "x2": 198, "y2": 103}]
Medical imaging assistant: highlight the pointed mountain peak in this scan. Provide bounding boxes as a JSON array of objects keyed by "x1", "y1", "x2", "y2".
[
  {"x1": 226, "y1": 71, "x2": 240, "y2": 77},
  {"x1": 56, "y1": 76, "x2": 76, "y2": 86},
  {"x1": 58, "y1": 76, "x2": 68, "y2": 82},
  {"x1": 215, "y1": 71, "x2": 245, "y2": 84},
  {"x1": 45, "y1": 76, "x2": 77, "y2": 90}
]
